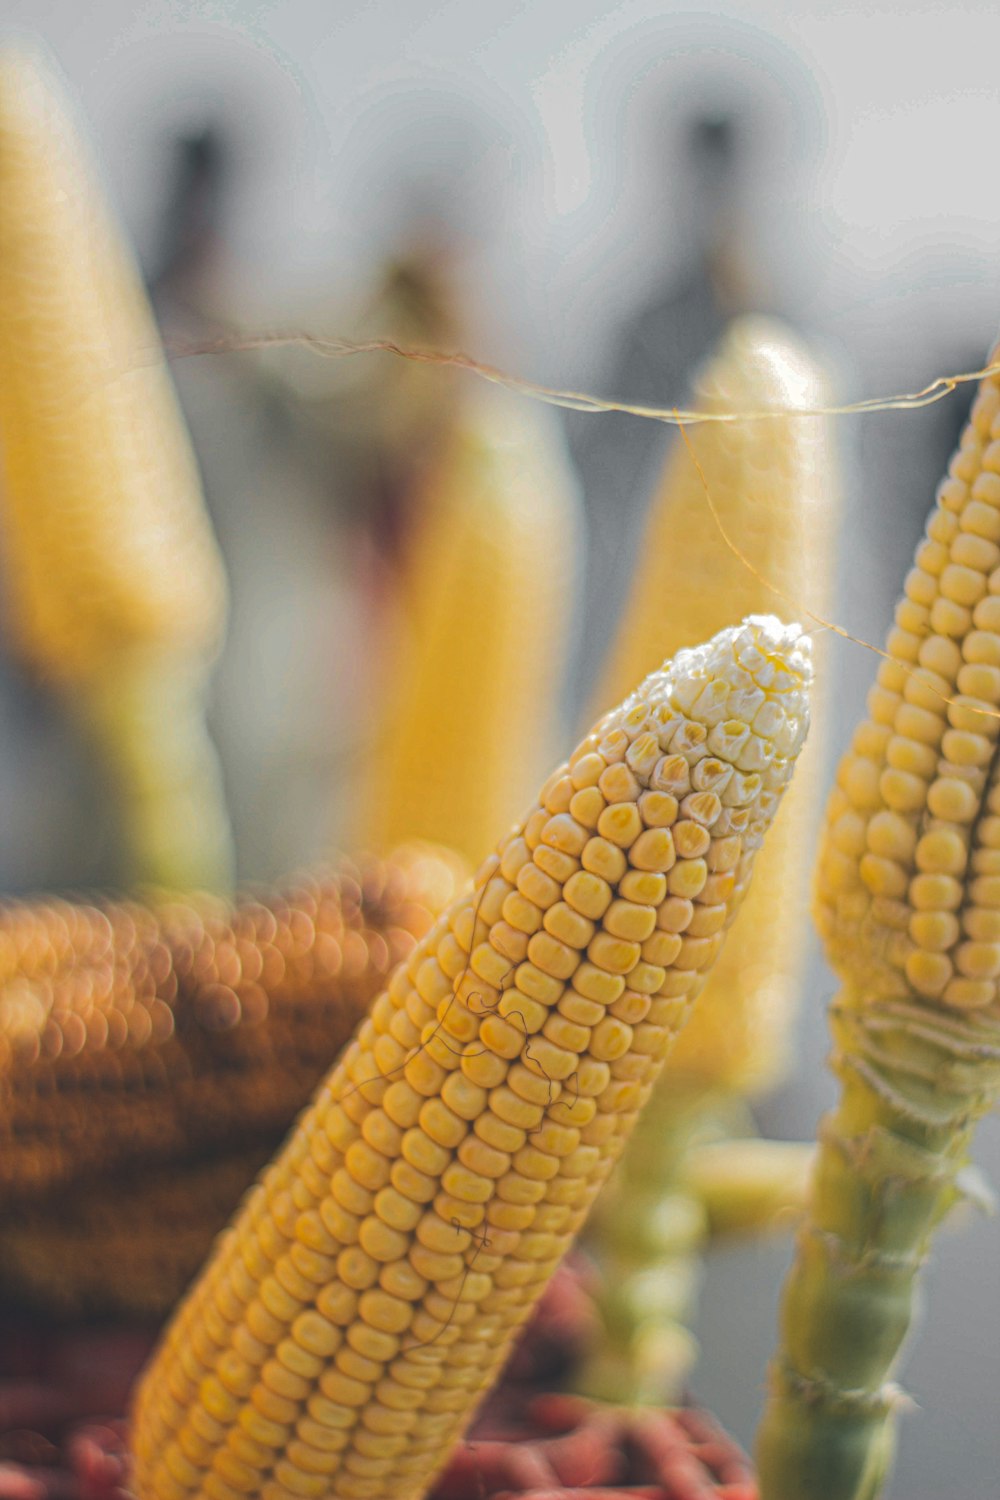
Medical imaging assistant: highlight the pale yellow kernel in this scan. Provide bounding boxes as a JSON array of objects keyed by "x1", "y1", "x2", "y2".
[
  {"x1": 603, "y1": 898, "x2": 656, "y2": 941},
  {"x1": 927, "y1": 776, "x2": 978, "y2": 822},
  {"x1": 942, "y1": 976, "x2": 996, "y2": 1008},
  {"x1": 581, "y1": 837, "x2": 628, "y2": 883},
  {"x1": 865, "y1": 810, "x2": 917, "y2": 863},
  {"x1": 542, "y1": 813, "x2": 590, "y2": 857},
  {"x1": 540, "y1": 900, "x2": 594, "y2": 949},
  {"x1": 957, "y1": 662, "x2": 1000, "y2": 703},
  {"x1": 571, "y1": 962, "x2": 626, "y2": 1004},
  {"x1": 975, "y1": 592, "x2": 1000, "y2": 637},
  {"x1": 905, "y1": 566, "x2": 937, "y2": 605},
  {"x1": 516, "y1": 863, "x2": 561, "y2": 909},
  {"x1": 419, "y1": 1097, "x2": 466, "y2": 1152},
  {"x1": 542, "y1": 1011, "x2": 589, "y2": 1052},
  {"x1": 910, "y1": 873, "x2": 963, "y2": 910},
  {"x1": 503, "y1": 891, "x2": 544, "y2": 936},
  {"x1": 570, "y1": 751, "x2": 606, "y2": 789},
  {"x1": 668, "y1": 860, "x2": 708, "y2": 899},
  {"x1": 707, "y1": 836, "x2": 742, "y2": 872},
  {"x1": 629, "y1": 960, "x2": 668, "y2": 993},
  {"x1": 597, "y1": 803, "x2": 643, "y2": 849},
  {"x1": 620, "y1": 870, "x2": 667, "y2": 904},
  {"x1": 513, "y1": 963, "x2": 564, "y2": 1006},
  {"x1": 636, "y1": 929, "x2": 679, "y2": 965},
  {"x1": 588, "y1": 931, "x2": 641, "y2": 975},
  {"x1": 940, "y1": 562, "x2": 987, "y2": 607},
  {"x1": 905, "y1": 950, "x2": 953, "y2": 1003},
  {"x1": 638, "y1": 791, "x2": 679, "y2": 828},
  {"x1": 563, "y1": 870, "x2": 613, "y2": 920},
  {"x1": 490, "y1": 1085, "x2": 544, "y2": 1130},
  {"x1": 527, "y1": 929, "x2": 579, "y2": 979},
  {"x1": 859, "y1": 854, "x2": 908, "y2": 900},
  {"x1": 915, "y1": 828, "x2": 968, "y2": 874},
  {"x1": 535, "y1": 844, "x2": 580, "y2": 883},
  {"x1": 479, "y1": 1011, "x2": 527, "y2": 1059},
  {"x1": 599, "y1": 762, "x2": 641, "y2": 803},
  {"x1": 657, "y1": 896, "x2": 694, "y2": 932},
  {"x1": 672, "y1": 821, "x2": 710, "y2": 859},
  {"x1": 652, "y1": 753, "x2": 691, "y2": 794},
  {"x1": 569, "y1": 786, "x2": 606, "y2": 828},
  {"x1": 962, "y1": 908, "x2": 1000, "y2": 941},
  {"x1": 909, "y1": 910, "x2": 960, "y2": 952},
  {"x1": 879, "y1": 768, "x2": 926, "y2": 814},
  {"x1": 523, "y1": 1034, "x2": 577, "y2": 1081}
]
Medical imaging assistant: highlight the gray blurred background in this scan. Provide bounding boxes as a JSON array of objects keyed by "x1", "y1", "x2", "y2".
[{"x1": 1, "y1": 3, "x2": 999, "y2": 1496}]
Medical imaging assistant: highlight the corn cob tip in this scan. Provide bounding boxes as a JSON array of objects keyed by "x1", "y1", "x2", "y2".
[{"x1": 624, "y1": 613, "x2": 812, "y2": 840}]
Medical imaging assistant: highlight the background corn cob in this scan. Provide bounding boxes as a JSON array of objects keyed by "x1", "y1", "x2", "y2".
[
  {"x1": 0, "y1": 850, "x2": 462, "y2": 1208},
  {"x1": 131, "y1": 613, "x2": 812, "y2": 1500},
  {"x1": 0, "y1": 45, "x2": 232, "y2": 892},
  {"x1": 756, "y1": 353, "x2": 1000, "y2": 1500},
  {"x1": 355, "y1": 380, "x2": 584, "y2": 864},
  {"x1": 579, "y1": 318, "x2": 836, "y2": 1402}
]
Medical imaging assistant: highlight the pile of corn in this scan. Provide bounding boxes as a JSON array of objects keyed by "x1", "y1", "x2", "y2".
[{"x1": 0, "y1": 849, "x2": 463, "y2": 1313}]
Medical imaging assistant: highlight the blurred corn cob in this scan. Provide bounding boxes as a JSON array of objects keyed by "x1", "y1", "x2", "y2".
[
  {"x1": 757, "y1": 355, "x2": 1000, "y2": 1500},
  {"x1": 0, "y1": 45, "x2": 232, "y2": 892},
  {"x1": 131, "y1": 614, "x2": 812, "y2": 1500},
  {"x1": 356, "y1": 381, "x2": 584, "y2": 864},
  {"x1": 579, "y1": 318, "x2": 837, "y2": 1402},
  {"x1": 0, "y1": 849, "x2": 463, "y2": 1313}
]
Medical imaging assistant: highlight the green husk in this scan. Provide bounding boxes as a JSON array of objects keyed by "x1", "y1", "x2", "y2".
[{"x1": 756, "y1": 985, "x2": 1000, "y2": 1500}]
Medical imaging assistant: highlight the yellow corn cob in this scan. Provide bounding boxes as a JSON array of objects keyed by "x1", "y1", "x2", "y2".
[
  {"x1": 0, "y1": 45, "x2": 231, "y2": 890},
  {"x1": 575, "y1": 319, "x2": 835, "y2": 1405},
  {"x1": 357, "y1": 382, "x2": 583, "y2": 864},
  {"x1": 756, "y1": 355, "x2": 1000, "y2": 1500},
  {"x1": 131, "y1": 613, "x2": 812, "y2": 1500},
  {"x1": 596, "y1": 316, "x2": 836, "y2": 1094},
  {"x1": 0, "y1": 850, "x2": 463, "y2": 1204}
]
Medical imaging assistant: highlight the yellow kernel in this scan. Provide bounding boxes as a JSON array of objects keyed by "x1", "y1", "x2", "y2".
[
  {"x1": 867, "y1": 810, "x2": 918, "y2": 862},
  {"x1": 954, "y1": 941, "x2": 1000, "y2": 979},
  {"x1": 599, "y1": 762, "x2": 640, "y2": 802},
  {"x1": 927, "y1": 776, "x2": 978, "y2": 822},
  {"x1": 480, "y1": 1011, "x2": 528, "y2": 1058},
  {"x1": 516, "y1": 864, "x2": 561, "y2": 909},
  {"x1": 542, "y1": 1011, "x2": 589, "y2": 1052},
  {"x1": 543, "y1": 900, "x2": 595, "y2": 948},
  {"x1": 358, "y1": 1289, "x2": 413, "y2": 1335},
  {"x1": 909, "y1": 911, "x2": 960, "y2": 952},
  {"x1": 668, "y1": 860, "x2": 708, "y2": 899},
  {"x1": 879, "y1": 768, "x2": 926, "y2": 813},
  {"x1": 630, "y1": 827, "x2": 678, "y2": 870},
  {"x1": 569, "y1": 786, "x2": 606, "y2": 827},
  {"x1": 512, "y1": 962, "x2": 564, "y2": 1006},
  {"x1": 915, "y1": 828, "x2": 968, "y2": 875},
  {"x1": 859, "y1": 854, "x2": 908, "y2": 900},
  {"x1": 570, "y1": 751, "x2": 606, "y2": 788},
  {"x1": 642, "y1": 930, "x2": 683, "y2": 965},
  {"x1": 962, "y1": 908, "x2": 1000, "y2": 941},
  {"x1": 558, "y1": 990, "x2": 604, "y2": 1026},
  {"x1": 534, "y1": 844, "x2": 579, "y2": 883},
  {"x1": 597, "y1": 803, "x2": 643, "y2": 848},
  {"x1": 401, "y1": 1128, "x2": 450, "y2": 1176},
  {"x1": 909, "y1": 873, "x2": 963, "y2": 910},
  {"x1": 604, "y1": 898, "x2": 657, "y2": 941},
  {"x1": 527, "y1": 930, "x2": 579, "y2": 979},
  {"x1": 571, "y1": 961, "x2": 625, "y2": 1004},
  {"x1": 589, "y1": 1015, "x2": 633, "y2": 1061},
  {"x1": 581, "y1": 837, "x2": 628, "y2": 883},
  {"x1": 942, "y1": 976, "x2": 996, "y2": 1008},
  {"x1": 419, "y1": 1097, "x2": 466, "y2": 1150},
  {"x1": 389, "y1": 1158, "x2": 437, "y2": 1205},
  {"x1": 588, "y1": 931, "x2": 640, "y2": 975},
  {"x1": 542, "y1": 813, "x2": 590, "y2": 856}
]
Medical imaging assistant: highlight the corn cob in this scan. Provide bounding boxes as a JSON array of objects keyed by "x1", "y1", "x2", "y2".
[
  {"x1": 596, "y1": 315, "x2": 835, "y2": 1095},
  {"x1": 357, "y1": 382, "x2": 584, "y2": 864},
  {"x1": 756, "y1": 355, "x2": 1000, "y2": 1500},
  {"x1": 0, "y1": 851, "x2": 462, "y2": 1205},
  {"x1": 0, "y1": 45, "x2": 231, "y2": 891},
  {"x1": 579, "y1": 318, "x2": 835, "y2": 1402},
  {"x1": 131, "y1": 613, "x2": 812, "y2": 1500}
]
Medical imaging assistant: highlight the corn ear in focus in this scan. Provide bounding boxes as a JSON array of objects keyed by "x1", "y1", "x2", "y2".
[{"x1": 131, "y1": 614, "x2": 811, "y2": 1500}]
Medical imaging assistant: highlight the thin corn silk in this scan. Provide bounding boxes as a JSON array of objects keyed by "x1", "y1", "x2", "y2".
[{"x1": 152, "y1": 330, "x2": 1000, "y2": 731}]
